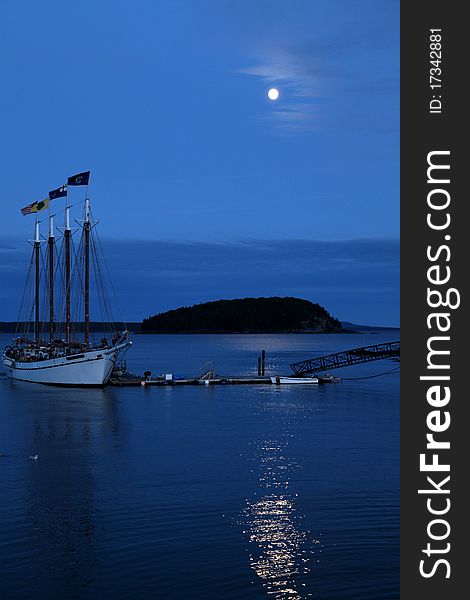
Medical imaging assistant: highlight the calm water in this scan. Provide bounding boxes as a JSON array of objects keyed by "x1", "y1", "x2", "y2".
[{"x1": 0, "y1": 333, "x2": 399, "y2": 599}]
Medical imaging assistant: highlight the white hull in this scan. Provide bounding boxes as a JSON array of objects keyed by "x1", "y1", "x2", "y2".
[
  {"x1": 2, "y1": 342, "x2": 130, "y2": 386},
  {"x1": 271, "y1": 376, "x2": 319, "y2": 384}
]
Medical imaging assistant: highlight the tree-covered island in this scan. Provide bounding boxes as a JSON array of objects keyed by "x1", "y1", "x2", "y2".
[{"x1": 141, "y1": 297, "x2": 342, "y2": 333}]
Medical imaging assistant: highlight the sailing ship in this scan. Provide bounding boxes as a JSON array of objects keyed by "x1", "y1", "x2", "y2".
[{"x1": 2, "y1": 171, "x2": 131, "y2": 386}]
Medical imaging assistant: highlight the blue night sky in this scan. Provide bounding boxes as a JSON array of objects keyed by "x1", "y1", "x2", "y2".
[{"x1": 1, "y1": 0, "x2": 399, "y2": 325}]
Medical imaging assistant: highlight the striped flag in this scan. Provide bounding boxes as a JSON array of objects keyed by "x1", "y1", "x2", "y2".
[
  {"x1": 20, "y1": 197, "x2": 50, "y2": 216},
  {"x1": 21, "y1": 203, "x2": 35, "y2": 216}
]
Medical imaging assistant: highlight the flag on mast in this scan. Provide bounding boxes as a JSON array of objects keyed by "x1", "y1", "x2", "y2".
[
  {"x1": 20, "y1": 197, "x2": 50, "y2": 216},
  {"x1": 67, "y1": 171, "x2": 90, "y2": 186},
  {"x1": 49, "y1": 184, "x2": 67, "y2": 199}
]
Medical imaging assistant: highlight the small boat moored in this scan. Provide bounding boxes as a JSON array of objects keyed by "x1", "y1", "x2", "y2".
[{"x1": 271, "y1": 376, "x2": 319, "y2": 385}]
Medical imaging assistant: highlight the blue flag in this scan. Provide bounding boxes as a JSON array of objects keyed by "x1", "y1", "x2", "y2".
[
  {"x1": 67, "y1": 171, "x2": 90, "y2": 186},
  {"x1": 49, "y1": 185, "x2": 67, "y2": 200}
]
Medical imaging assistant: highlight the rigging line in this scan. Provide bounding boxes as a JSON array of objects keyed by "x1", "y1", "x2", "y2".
[
  {"x1": 87, "y1": 216, "x2": 108, "y2": 326},
  {"x1": 15, "y1": 251, "x2": 34, "y2": 333},
  {"x1": 71, "y1": 230, "x2": 85, "y2": 340},
  {"x1": 53, "y1": 241, "x2": 66, "y2": 335},
  {"x1": 93, "y1": 220, "x2": 127, "y2": 329},
  {"x1": 89, "y1": 236, "x2": 101, "y2": 328},
  {"x1": 42, "y1": 244, "x2": 52, "y2": 324},
  {"x1": 91, "y1": 233, "x2": 114, "y2": 333},
  {"x1": 74, "y1": 226, "x2": 92, "y2": 343},
  {"x1": 21, "y1": 283, "x2": 36, "y2": 339},
  {"x1": 15, "y1": 250, "x2": 35, "y2": 338},
  {"x1": 38, "y1": 244, "x2": 49, "y2": 339},
  {"x1": 340, "y1": 367, "x2": 401, "y2": 381},
  {"x1": 91, "y1": 233, "x2": 114, "y2": 329},
  {"x1": 21, "y1": 254, "x2": 36, "y2": 338},
  {"x1": 90, "y1": 236, "x2": 106, "y2": 324},
  {"x1": 66, "y1": 233, "x2": 77, "y2": 339}
]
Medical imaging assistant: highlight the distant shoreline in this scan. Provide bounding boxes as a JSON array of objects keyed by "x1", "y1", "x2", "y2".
[
  {"x1": 134, "y1": 328, "x2": 400, "y2": 335},
  {"x1": 0, "y1": 321, "x2": 399, "y2": 335}
]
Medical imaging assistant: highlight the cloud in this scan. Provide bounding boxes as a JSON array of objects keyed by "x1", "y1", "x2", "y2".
[
  {"x1": 100, "y1": 236, "x2": 397, "y2": 272},
  {"x1": 235, "y1": 13, "x2": 399, "y2": 133},
  {"x1": 236, "y1": 45, "x2": 323, "y2": 132}
]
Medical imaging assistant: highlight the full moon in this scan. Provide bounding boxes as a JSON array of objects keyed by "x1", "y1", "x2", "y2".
[{"x1": 267, "y1": 88, "x2": 279, "y2": 101}]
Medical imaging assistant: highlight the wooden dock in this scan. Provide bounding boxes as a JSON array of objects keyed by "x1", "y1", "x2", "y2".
[
  {"x1": 109, "y1": 375, "x2": 273, "y2": 387},
  {"x1": 108, "y1": 374, "x2": 336, "y2": 387}
]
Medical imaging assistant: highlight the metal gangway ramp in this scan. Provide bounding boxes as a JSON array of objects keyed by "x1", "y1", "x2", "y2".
[{"x1": 290, "y1": 341, "x2": 400, "y2": 376}]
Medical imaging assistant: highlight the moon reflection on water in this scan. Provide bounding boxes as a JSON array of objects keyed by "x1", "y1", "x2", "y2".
[{"x1": 242, "y1": 438, "x2": 319, "y2": 599}]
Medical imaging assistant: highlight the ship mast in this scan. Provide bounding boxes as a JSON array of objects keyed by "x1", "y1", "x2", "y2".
[
  {"x1": 64, "y1": 207, "x2": 71, "y2": 345},
  {"x1": 48, "y1": 216, "x2": 54, "y2": 346},
  {"x1": 34, "y1": 222, "x2": 40, "y2": 344},
  {"x1": 84, "y1": 198, "x2": 90, "y2": 347}
]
